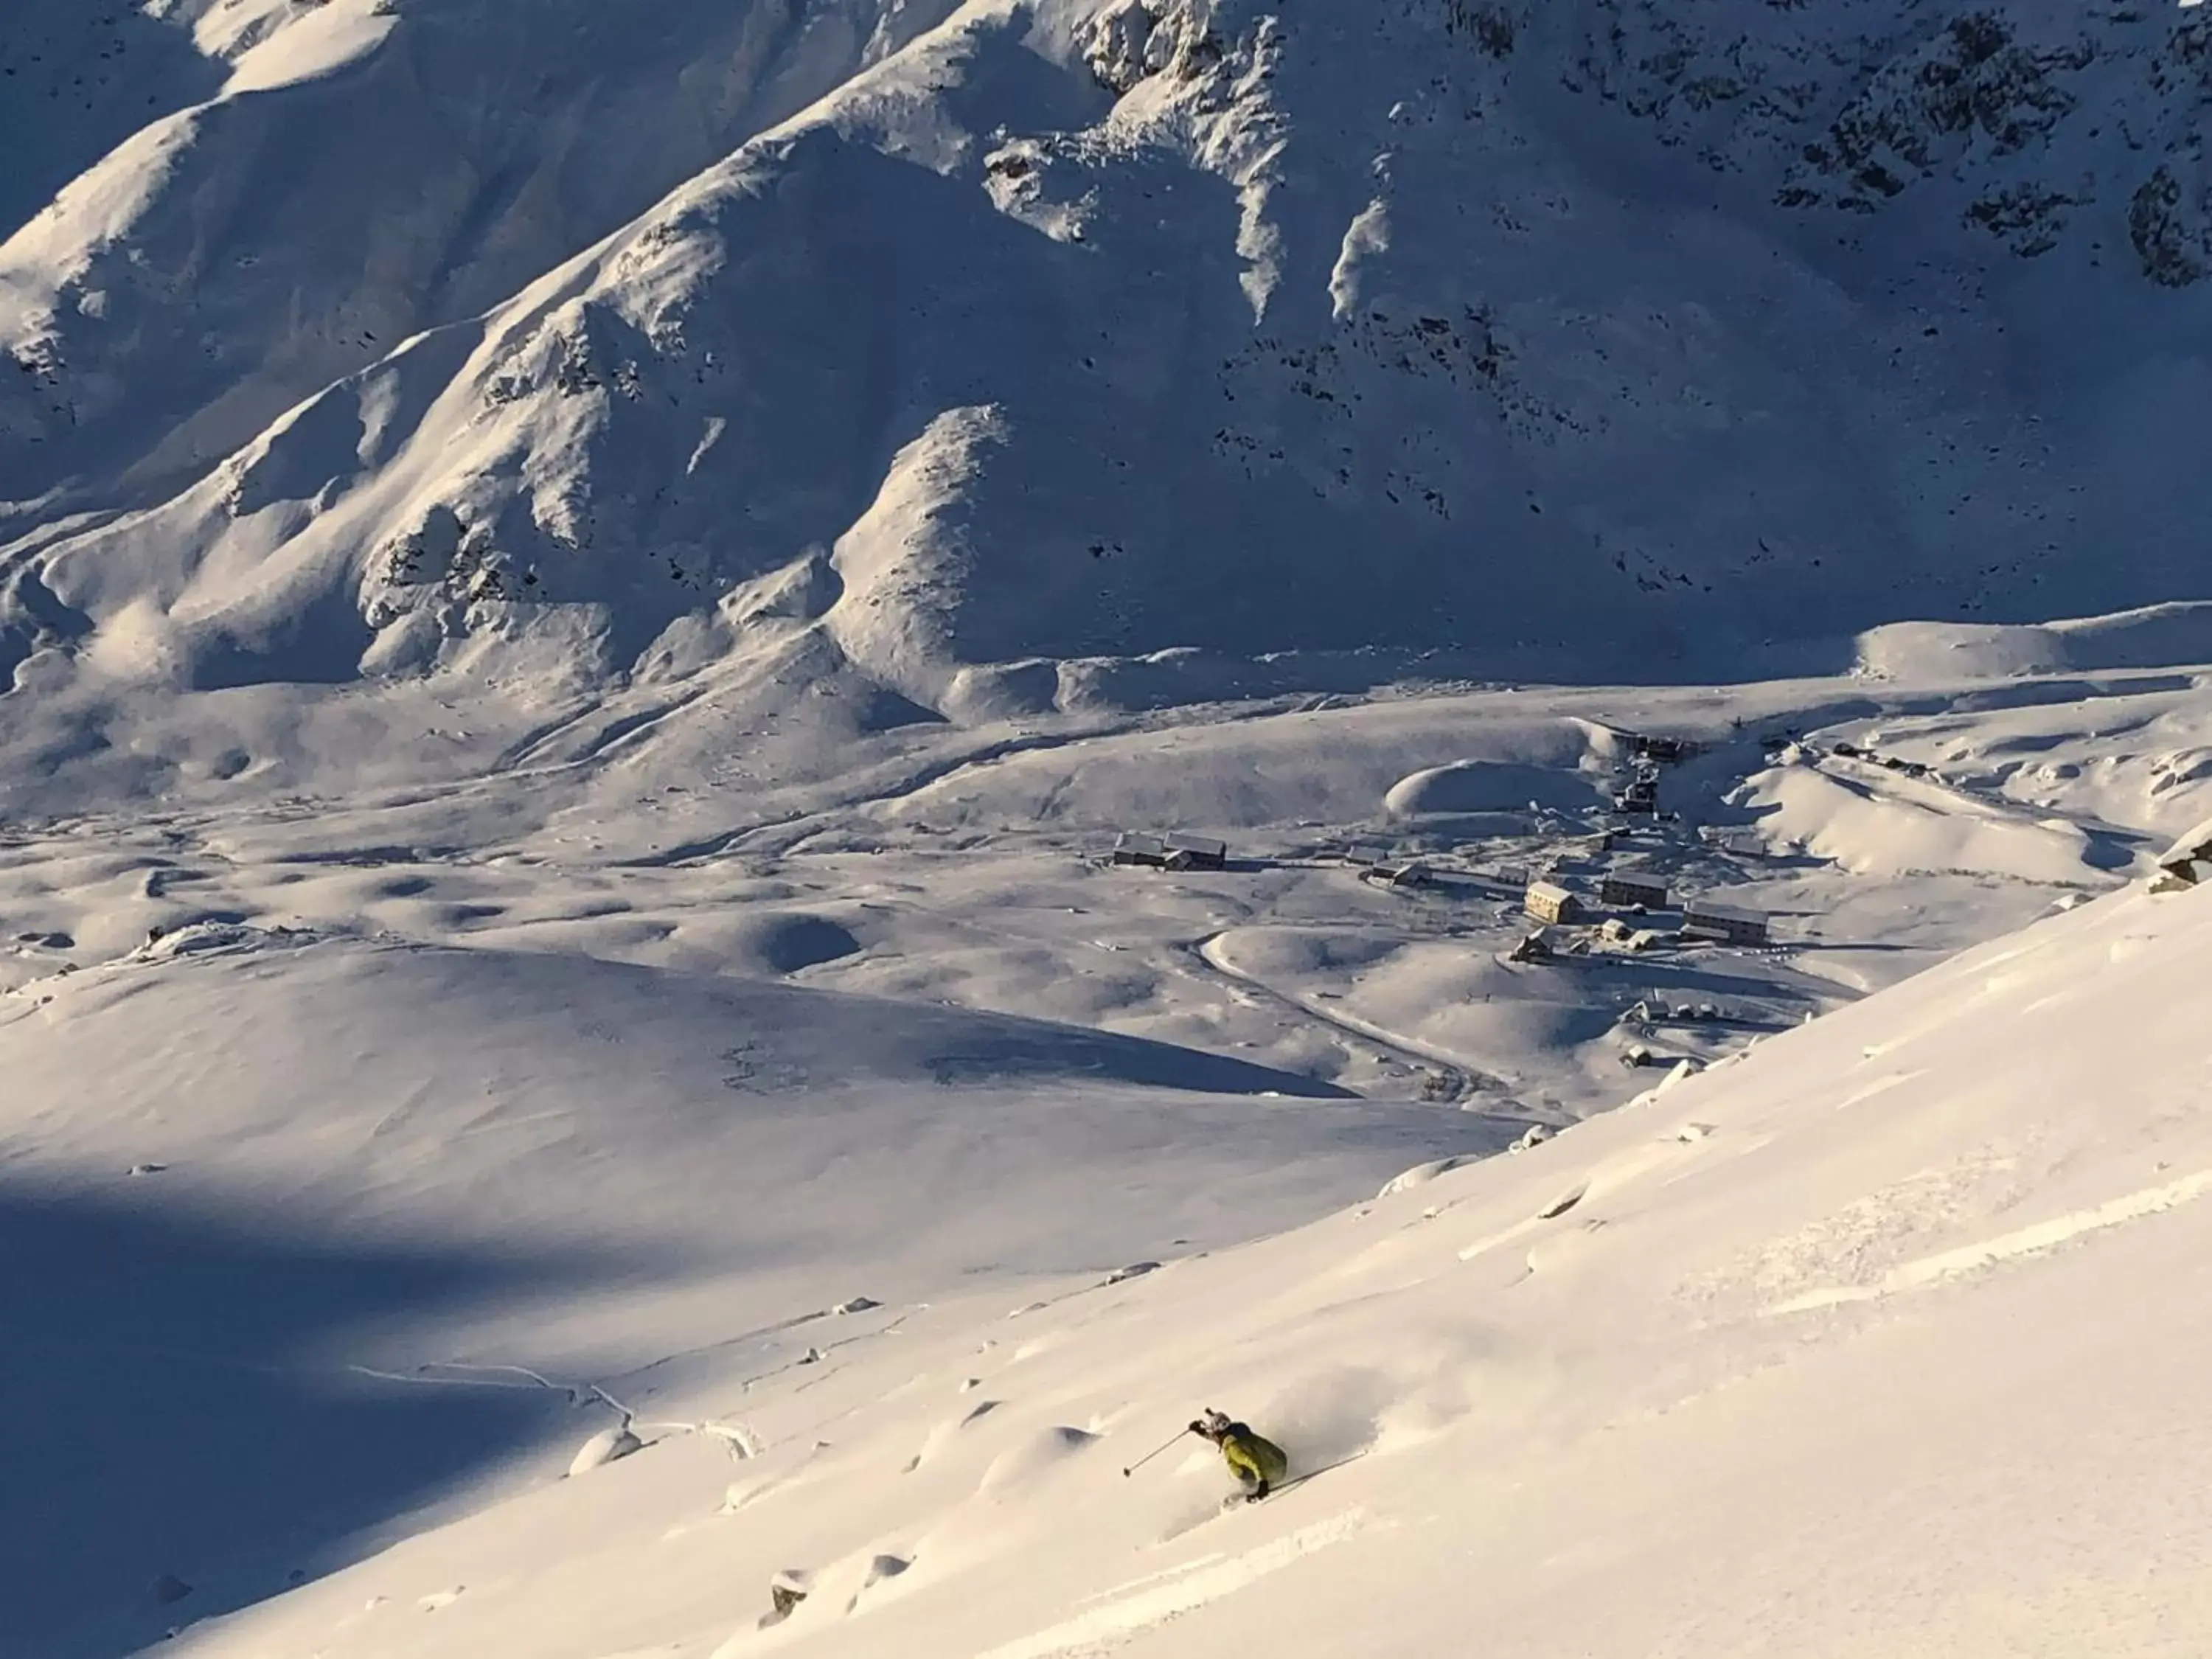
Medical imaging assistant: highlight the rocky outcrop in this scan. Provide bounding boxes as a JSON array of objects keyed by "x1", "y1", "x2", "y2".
[
  {"x1": 1780, "y1": 15, "x2": 2093, "y2": 213},
  {"x1": 2129, "y1": 161, "x2": 2212, "y2": 287},
  {"x1": 1082, "y1": 0, "x2": 1224, "y2": 96}
]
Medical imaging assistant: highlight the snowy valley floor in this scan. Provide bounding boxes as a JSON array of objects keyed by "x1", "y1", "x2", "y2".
[{"x1": 4, "y1": 659, "x2": 2211, "y2": 1657}]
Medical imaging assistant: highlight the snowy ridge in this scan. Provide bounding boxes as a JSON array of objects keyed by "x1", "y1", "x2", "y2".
[{"x1": 7, "y1": 0, "x2": 2212, "y2": 734}]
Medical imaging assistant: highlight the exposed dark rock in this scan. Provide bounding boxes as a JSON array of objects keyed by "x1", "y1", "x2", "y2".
[{"x1": 2129, "y1": 162, "x2": 2212, "y2": 286}]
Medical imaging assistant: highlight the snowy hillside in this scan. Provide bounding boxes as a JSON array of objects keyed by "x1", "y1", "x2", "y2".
[
  {"x1": 7, "y1": 4, "x2": 2212, "y2": 1656},
  {"x1": 0, "y1": 926, "x2": 1506, "y2": 1657},
  {"x1": 7, "y1": 0, "x2": 2212, "y2": 731},
  {"x1": 14, "y1": 790, "x2": 2212, "y2": 1658}
]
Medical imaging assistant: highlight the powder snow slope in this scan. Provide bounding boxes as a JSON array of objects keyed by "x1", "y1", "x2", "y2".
[
  {"x1": 0, "y1": 925, "x2": 1511, "y2": 1658},
  {"x1": 130, "y1": 831, "x2": 2212, "y2": 1659}
]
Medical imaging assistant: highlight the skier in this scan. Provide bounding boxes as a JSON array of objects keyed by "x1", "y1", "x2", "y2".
[{"x1": 1189, "y1": 1407, "x2": 1287, "y2": 1500}]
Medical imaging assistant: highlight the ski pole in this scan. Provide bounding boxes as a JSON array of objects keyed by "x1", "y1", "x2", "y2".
[{"x1": 1121, "y1": 1427, "x2": 1189, "y2": 1478}]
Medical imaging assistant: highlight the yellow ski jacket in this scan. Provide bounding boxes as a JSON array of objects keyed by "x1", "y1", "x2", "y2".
[{"x1": 1219, "y1": 1425, "x2": 1287, "y2": 1487}]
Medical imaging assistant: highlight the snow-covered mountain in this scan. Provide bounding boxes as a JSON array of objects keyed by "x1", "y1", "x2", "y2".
[
  {"x1": 6, "y1": 0, "x2": 2212, "y2": 732},
  {"x1": 7, "y1": 7, "x2": 2212, "y2": 1656}
]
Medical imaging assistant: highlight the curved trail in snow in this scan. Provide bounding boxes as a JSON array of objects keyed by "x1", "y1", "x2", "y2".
[{"x1": 1186, "y1": 931, "x2": 1524, "y2": 1109}]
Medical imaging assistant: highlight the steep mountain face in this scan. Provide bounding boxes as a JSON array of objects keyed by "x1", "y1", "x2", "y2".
[
  {"x1": 3, "y1": 0, "x2": 2209, "y2": 717},
  {"x1": 0, "y1": 0, "x2": 965, "y2": 507}
]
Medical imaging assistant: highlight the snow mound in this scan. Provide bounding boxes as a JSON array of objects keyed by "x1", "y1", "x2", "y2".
[
  {"x1": 1383, "y1": 760, "x2": 1609, "y2": 821},
  {"x1": 136, "y1": 920, "x2": 321, "y2": 962},
  {"x1": 979, "y1": 1425, "x2": 1104, "y2": 1494},
  {"x1": 2153, "y1": 813, "x2": 2212, "y2": 888},
  {"x1": 1376, "y1": 1155, "x2": 1479, "y2": 1199},
  {"x1": 1855, "y1": 602, "x2": 2212, "y2": 681},
  {"x1": 716, "y1": 911, "x2": 864, "y2": 975},
  {"x1": 1742, "y1": 756, "x2": 2130, "y2": 882},
  {"x1": 566, "y1": 1425, "x2": 642, "y2": 1478},
  {"x1": 0, "y1": 936, "x2": 1473, "y2": 1280}
]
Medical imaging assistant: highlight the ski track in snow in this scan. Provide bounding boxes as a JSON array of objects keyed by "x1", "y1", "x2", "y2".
[
  {"x1": 1189, "y1": 931, "x2": 1483, "y2": 1082},
  {"x1": 1767, "y1": 1165, "x2": 2212, "y2": 1315},
  {"x1": 972, "y1": 1512, "x2": 1375, "y2": 1659}
]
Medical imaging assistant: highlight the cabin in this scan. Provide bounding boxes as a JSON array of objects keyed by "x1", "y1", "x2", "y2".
[
  {"x1": 1634, "y1": 734, "x2": 1692, "y2": 764},
  {"x1": 2152, "y1": 813, "x2": 2212, "y2": 892},
  {"x1": 1613, "y1": 772, "x2": 1660, "y2": 814},
  {"x1": 1601, "y1": 871, "x2": 1669, "y2": 910},
  {"x1": 1598, "y1": 917, "x2": 1662, "y2": 951},
  {"x1": 1111, "y1": 832, "x2": 1169, "y2": 868},
  {"x1": 1362, "y1": 860, "x2": 1432, "y2": 891},
  {"x1": 1163, "y1": 832, "x2": 1228, "y2": 871},
  {"x1": 1524, "y1": 880, "x2": 1583, "y2": 926},
  {"x1": 1113, "y1": 830, "x2": 1229, "y2": 871},
  {"x1": 1682, "y1": 899, "x2": 1768, "y2": 946},
  {"x1": 1695, "y1": 824, "x2": 1767, "y2": 858},
  {"x1": 1508, "y1": 928, "x2": 1554, "y2": 963}
]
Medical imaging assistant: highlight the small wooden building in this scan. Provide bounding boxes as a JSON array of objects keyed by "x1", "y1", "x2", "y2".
[
  {"x1": 2151, "y1": 813, "x2": 2212, "y2": 891},
  {"x1": 1362, "y1": 860, "x2": 1432, "y2": 891},
  {"x1": 1111, "y1": 831, "x2": 1169, "y2": 868},
  {"x1": 1682, "y1": 899, "x2": 1767, "y2": 946},
  {"x1": 1114, "y1": 831, "x2": 1228, "y2": 871},
  {"x1": 1613, "y1": 773, "x2": 1659, "y2": 814},
  {"x1": 1601, "y1": 871, "x2": 1669, "y2": 910},
  {"x1": 1524, "y1": 880, "x2": 1583, "y2": 926},
  {"x1": 1163, "y1": 832, "x2": 1228, "y2": 871},
  {"x1": 1598, "y1": 917, "x2": 1662, "y2": 951},
  {"x1": 1508, "y1": 927, "x2": 1554, "y2": 963}
]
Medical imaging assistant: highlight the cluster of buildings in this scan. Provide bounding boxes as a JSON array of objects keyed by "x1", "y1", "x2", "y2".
[
  {"x1": 1600, "y1": 727, "x2": 1694, "y2": 816},
  {"x1": 1522, "y1": 869, "x2": 1768, "y2": 949},
  {"x1": 1105, "y1": 734, "x2": 1775, "y2": 968}
]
